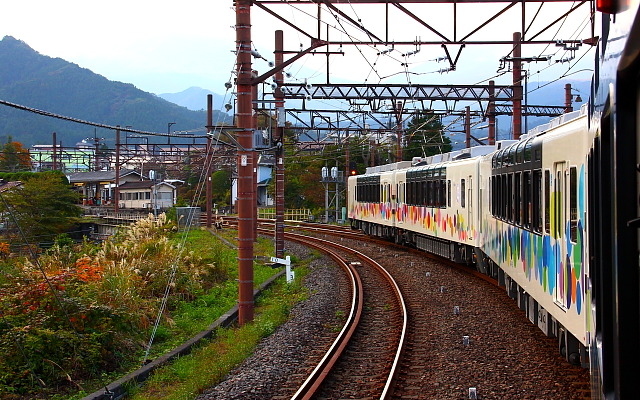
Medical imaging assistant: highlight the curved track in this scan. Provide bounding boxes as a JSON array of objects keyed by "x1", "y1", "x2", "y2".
[{"x1": 267, "y1": 230, "x2": 408, "y2": 399}]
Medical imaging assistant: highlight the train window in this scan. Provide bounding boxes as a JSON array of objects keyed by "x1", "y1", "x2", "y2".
[
  {"x1": 523, "y1": 171, "x2": 532, "y2": 229},
  {"x1": 533, "y1": 169, "x2": 542, "y2": 232},
  {"x1": 515, "y1": 172, "x2": 522, "y2": 225},
  {"x1": 492, "y1": 176, "x2": 497, "y2": 217},
  {"x1": 535, "y1": 149, "x2": 542, "y2": 162},
  {"x1": 508, "y1": 146, "x2": 517, "y2": 166},
  {"x1": 556, "y1": 170, "x2": 562, "y2": 238},
  {"x1": 491, "y1": 177, "x2": 496, "y2": 216},
  {"x1": 507, "y1": 174, "x2": 512, "y2": 221},
  {"x1": 447, "y1": 180, "x2": 452, "y2": 207},
  {"x1": 461, "y1": 179, "x2": 466, "y2": 208},
  {"x1": 516, "y1": 141, "x2": 527, "y2": 164},
  {"x1": 429, "y1": 181, "x2": 434, "y2": 207},
  {"x1": 570, "y1": 167, "x2": 578, "y2": 243},
  {"x1": 498, "y1": 175, "x2": 504, "y2": 219},
  {"x1": 422, "y1": 180, "x2": 428, "y2": 206},
  {"x1": 524, "y1": 140, "x2": 533, "y2": 162},
  {"x1": 496, "y1": 149, "x2": 504, "y2": 168},
  {"x1": 407, "y1": 182, "x2": 415, "y2": 205},
  {"x1": 495, "y1": 176, "x2": 500, "y2": 218},
  {"x1": 413, "y1": 180, "x2": 418, "y2": 206},
  {"x1": 503, "y1": 175, "x2": 508, "y2": 220},
  {"x1": 544, "y1": 170, "x2": 551, "y2": 233}
]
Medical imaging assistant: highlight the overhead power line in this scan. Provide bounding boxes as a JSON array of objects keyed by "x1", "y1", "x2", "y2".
[{"x1": 0, "y1": 99, "x2": 210, "y2": 138}]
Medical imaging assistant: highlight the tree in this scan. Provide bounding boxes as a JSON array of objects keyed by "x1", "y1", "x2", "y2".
[
  {"x1": 211, "y1": 169, "x2": 232, "y2": 206},
  {"x1": 404, "y1": 111, "x2": 452, "y2": 159},
  {"x1": 0, "y1": 139, "x2": 32, "y2": 172},
  {"x1": 0, "y1": 173, "x2": 82, "y2": 243}
]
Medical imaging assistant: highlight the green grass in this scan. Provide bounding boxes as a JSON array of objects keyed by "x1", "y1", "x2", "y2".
[
  {"x1": 129, "y1": 271, "x2": 309, "y2": 400},
  {"x1": 126, "y1": 229, "x2": 319, "y2": 400}
]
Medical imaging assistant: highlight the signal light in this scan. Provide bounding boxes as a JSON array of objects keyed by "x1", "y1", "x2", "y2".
[
  {"x1": 349, "y1": 161, "x2": 357, "y2": 176},
  {"x1": 596, "y1": 0, "x2": 628, "y2": 13}
]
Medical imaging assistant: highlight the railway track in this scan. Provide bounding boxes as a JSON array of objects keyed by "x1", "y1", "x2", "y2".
[
  {"x1": 267, "y1": 230, "x2": 407, "y2": 399},
  {"x1": 203, "y1": 218, "x2": 590, "y2": 398}
]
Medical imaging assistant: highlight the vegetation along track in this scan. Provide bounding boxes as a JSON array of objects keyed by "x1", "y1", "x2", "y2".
[
  {"x1": 264, "y1": 229, "x2": 408, "y2": 399},
  {"x1": 285, "y1": 223, "x2": 591, "y2": 399}
]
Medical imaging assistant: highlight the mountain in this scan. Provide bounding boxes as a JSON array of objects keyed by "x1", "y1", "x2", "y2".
[
  {"x1": 158, "y1": 87, "x2": 228, "y2": 112},
  {"x1": 0, "y1": 36, "x2": 232, "y2": 148}
]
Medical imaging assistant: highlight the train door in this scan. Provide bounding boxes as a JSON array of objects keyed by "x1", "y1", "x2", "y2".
[
  {"x1": 396, "y1": 178, "x2": 404, "y2": 226},
  {"x1": 390, "y1": 181, "x2": 396, "y2": 225},
  {"x1": 467, "y1": 175, "x2": 473, "y2": 237},
  {"x1": 553, "y1": 161, "x2": 569, "y2": 309}
]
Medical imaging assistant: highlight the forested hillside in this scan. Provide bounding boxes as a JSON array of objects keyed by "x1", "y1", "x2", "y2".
[{"x1": 0, "y1": 36, "x2": 231, "y2": 147}]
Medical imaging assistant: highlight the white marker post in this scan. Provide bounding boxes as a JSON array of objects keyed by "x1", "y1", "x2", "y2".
[{"x1": 270, "y1": 255, "x2": 294, "y2": 283}]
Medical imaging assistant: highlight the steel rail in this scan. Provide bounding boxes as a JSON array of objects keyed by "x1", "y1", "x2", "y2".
[
  {"x1": 279, "y1": 232, "x2": 364, "y2": 400},
  {"x1": 284, "y1": 231, "x2": 408, "y2": 399}
]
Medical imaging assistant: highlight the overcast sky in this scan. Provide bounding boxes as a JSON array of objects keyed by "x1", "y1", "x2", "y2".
[{"x1": 2, "y1": 0, "x2": 595, "y2": 100}]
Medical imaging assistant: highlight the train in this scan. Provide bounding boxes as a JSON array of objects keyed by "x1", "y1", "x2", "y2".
[{"x1": 348, "y1": 1, "x2": 640, "y2": 398}]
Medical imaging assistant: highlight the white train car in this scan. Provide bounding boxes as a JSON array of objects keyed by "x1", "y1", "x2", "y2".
[
  {"x1": 480, "y1": 106, "x2": 592, "y2": 365},
  {"x1": 395, "y1": 157, "x2": 480, "y2": 262},
  {"x1": 348, "y1": 109, "x2": 592, "y2": 365},
  {"x1": 347, "y1": 162, "x2": 408, "y2": 238}
]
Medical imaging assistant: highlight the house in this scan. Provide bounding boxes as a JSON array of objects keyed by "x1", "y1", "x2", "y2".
[
  {"x1": 67, "y1": 169, "x2": 143, "y2": 205},
  {"x1": 231, "y1": 155, "x2": 274, "y2": 208},
  {"x1": 117, "y1": 180, "x2": 176, "y2": 210}
]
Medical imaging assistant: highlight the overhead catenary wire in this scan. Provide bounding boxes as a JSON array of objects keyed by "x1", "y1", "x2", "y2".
[{"x1": 0, "y1": 99, "x2": 212, "y2": 138}]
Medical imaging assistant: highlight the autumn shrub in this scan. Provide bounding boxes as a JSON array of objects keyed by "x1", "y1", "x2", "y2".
[{"x1": 0, "y1": 214, "x2": 234, "y2": 396}]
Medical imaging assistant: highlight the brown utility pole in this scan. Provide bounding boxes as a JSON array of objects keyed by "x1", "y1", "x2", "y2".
[
  {"x1": 564, "y1": 83, "x2": 573, "y2": 113},
  {"x1": 465, "y1": 106, "x2": 471, "y2": 148},
  {"x1": 206, "y1": 94, "x2": 213, "y2": 228},
  {"x1": 345, "y1": 133, "x2": 350, "y2": 182},
  {"x1": 394, "y1": 100, "x2": 404, "y2": 161},
  {"x1": 274, "y1": 30, "x2": 285, "y2": 258},
  {"x1": 252, "y1": 77, "x2": 259, "y2": 242},
  {"x1": 236, "y1": 0, "x2": 255, "y2": 325},
  {"x1": 488, "y1": 80, "x2": 496, "y2": 145},
  {"x1": 512, "y1": 32, "x2": 522, "y2": 140},
  {"x1": 115, "y1": 127, "x2": 120, "y2": 212},
  {"x1": 52, "y1": 132, "x2": 57, "y2": 171}
]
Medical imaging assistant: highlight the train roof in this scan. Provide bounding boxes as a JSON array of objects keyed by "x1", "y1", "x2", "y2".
[
  {"x1": 522, "y1": 103, "x2": 588, "y2": 138},
  {"x1": 358, "y1": 104, "x2": 588, "y2": 176},
  {"x1": 363, "y1": 141, "x2": 516, "y2": 174}
]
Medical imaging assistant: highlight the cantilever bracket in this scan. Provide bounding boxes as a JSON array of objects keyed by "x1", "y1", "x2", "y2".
[
  {"x1": 250, "y1": 39, "x2": 327, "y2": 85},
  {"x1": 208, "y1": 128, "x2": 249, "y2": 151},
  {"x1": 441, "y1": 43, "x2": 465, "y2": 71}
]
